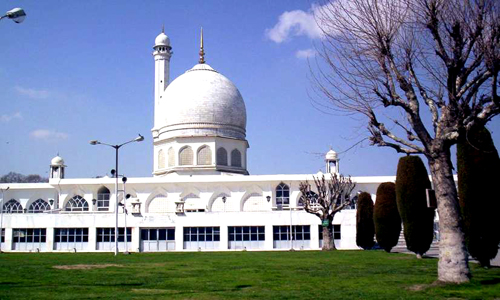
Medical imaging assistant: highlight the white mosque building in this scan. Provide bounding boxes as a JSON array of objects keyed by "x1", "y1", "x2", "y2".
[{"x1": 0, "y1": 29, "x2": 394, "y2": 253}]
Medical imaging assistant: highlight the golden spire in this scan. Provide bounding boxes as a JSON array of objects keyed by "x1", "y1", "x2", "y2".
[{"x1": 199, "y1": 27, "x2": 205, "y2": 64}]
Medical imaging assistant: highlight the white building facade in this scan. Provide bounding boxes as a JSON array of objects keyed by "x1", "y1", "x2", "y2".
[{"x1": 0, "y1": 29, "x2": 394, "y2": 253}]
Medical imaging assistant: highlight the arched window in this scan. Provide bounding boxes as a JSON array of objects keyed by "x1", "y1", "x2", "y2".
[
  {"x1": 217, "y1": 147, "x2": 228, "y2": 166},
  {"x1": 65, "y1": 195, "x2": 89, "y2": 212},
  {"x1": 299, "y1": 191, "x2": 318, "y2": 207},
  {"x1": 197, "y1": 145, "x2": 212, "y2": 165},
  {"x1": 28, "y1": 199, "x2": 50, "y2": 213},
  {"x1": 231, "y1": 149, "x2": 242, "y2": 167},
  {"x1": 2, "y1": 199, "x2": 23, "y2": 213},
  {"x1": 97, "y1": 187, "x2": 110, "y2": 211},
  {"x1": 179, "y1": 146, "x2": 193, "y2": 165},
  {"x1": 158, "y1": 149, "x2": 165, "y2": 169},
  {"x1": 168, "y1": 147, "x2": 175, "y2": 167},
  {"x1": 276, "y1": 183, "x2": 290, "y2": 207}
]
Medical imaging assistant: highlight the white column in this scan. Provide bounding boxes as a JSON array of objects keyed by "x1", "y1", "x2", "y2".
[
  {"x1": 265, "y1": 224, "x2": 274, "y2": 250},
  {"x1": 88, "y1": 226, "x2": 97, "y2": 251},
  {"x1": 46, "y1": 227, "x2": 54, "y2": 252},
  {"x1": 220, "y1": 225, "x2": 228, "y2": 250},
  {"x1": 175, "y1": 224, "x2": 183, "y2": 251},
  {"x1": 5, "y1": 228, "x2": 12, "y2": 252},
  {"x1": 132, "y1": 226, "x2": 140, "y2": 252},
  {"x1": 311, "y1": 223, "x2": 320, "y2": 250}
]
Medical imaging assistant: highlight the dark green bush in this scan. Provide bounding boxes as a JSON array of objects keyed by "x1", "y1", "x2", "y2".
[
  {"x1": 457, "y1": 124, "x2": 500, "y2": 267},
  {"x1": 374, "y1": 182, "x2": 401, "y2": 252},
  {"x1": 356, "y1": 192, "x2": 375, "y2": 250},
  {"x1": 396, "y1": 156, "x2": 434, "y2": 256}
]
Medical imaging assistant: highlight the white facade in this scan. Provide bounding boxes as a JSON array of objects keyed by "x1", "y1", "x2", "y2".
[
  {"x1": 0, "y1": 175, "x2": 393, "y2": 252},
  {"x1": 0, "y1": 29, "x2": 393, "y2": 253}
]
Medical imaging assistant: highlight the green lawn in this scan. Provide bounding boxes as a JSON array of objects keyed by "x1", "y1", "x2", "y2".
[{"x1": 0, "y1": 250, "x2": 499, "y2": 299}]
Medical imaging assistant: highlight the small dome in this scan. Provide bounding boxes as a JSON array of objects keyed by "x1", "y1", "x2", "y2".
[
  {"x1": 51, "y1": 155, "x2": 65, "y2": 166},
  {"x1": 155, "y1": 32, "x2": 170, "y2": 47},
  {"x1": 157, "y1": 63, "x2": 247, "y2": 140},
  {"x1": 325, "y1": 149, "x2": 338, "y2": 160}
]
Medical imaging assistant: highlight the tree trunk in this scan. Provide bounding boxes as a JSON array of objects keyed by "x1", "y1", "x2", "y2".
[
  {"x1": 428, "y1": 151, "x2": 471, "y2": 283},
  {"x1": 322, "y1": 218, "x2": 336, "y2": 250}
]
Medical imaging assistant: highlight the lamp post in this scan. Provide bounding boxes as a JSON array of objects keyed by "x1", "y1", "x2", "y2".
[
  {"x1": 90, "y1": 134, "x2": 144, "y2": 256},
  {"x1": 0, "y1": 187, "x2": 10, "y2": 253},
  {"x1": 0, "y1": 8, "x2": 26, "y2": 23},
  {"x1": 122, "y1": 176, "x2": 130, "y2": 255}
]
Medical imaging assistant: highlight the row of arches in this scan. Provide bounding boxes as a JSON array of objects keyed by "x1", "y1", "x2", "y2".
[
  {"x1": 147, "y1": 192, "x2": 270, "y2": 213},
  {"x1": 1, "y1": 183, "x2": 321, "y2": 214},
  {"x1": 2, "y1": 198, "x2": 51, "y2": 213},
  {"x1": 1, "y1": 194, "x2": 105, "y2": 213},
  {"x1": 145, "y1": 183, "x2": 293, "y2": 213},
  {"x1": 158, "y1": 145, "x2": 243, "y2": 169}
]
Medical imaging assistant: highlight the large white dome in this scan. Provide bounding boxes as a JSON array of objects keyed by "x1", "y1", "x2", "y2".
[{"x1": 156, "y1": 63, "x2": 247, "y2": 140}]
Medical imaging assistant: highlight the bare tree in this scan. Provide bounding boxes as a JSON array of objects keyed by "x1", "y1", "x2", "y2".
[
  {"x1": 0, "y1": 172, "x2": 48, "y2": 183},
  {"x1": 312, "y1": 0, "x2": 499, "y2": 283},
  {"x1": 299, "y1": 173, "x2": 356, "y2": 250}
]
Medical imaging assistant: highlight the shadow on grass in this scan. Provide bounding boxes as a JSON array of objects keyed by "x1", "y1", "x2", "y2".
[
  {"x1": 94, "y1": 282, "x2": 144, "y2": 287},
  {"x1": 481, "y1": 278, "x2": 500, "y2": 285},
  {"x1": 235, "y1": 284, "x2": 252, "y2": 289}
]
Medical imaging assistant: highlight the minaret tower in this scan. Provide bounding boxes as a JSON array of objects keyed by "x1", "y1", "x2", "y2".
[
  {"x1": 325, "y1": 149, "x2": 339, "y2": 173},
  {"x1": 153, "y1": 26, "x2": 173, "y2": 130},
  {"x1": 49, "y1": 155, "x2": 66, "y2": 179}
]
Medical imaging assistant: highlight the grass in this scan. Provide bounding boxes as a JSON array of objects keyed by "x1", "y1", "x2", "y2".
[{"x1": 0, "y1": 250, "x2": 499, "y2": 299}]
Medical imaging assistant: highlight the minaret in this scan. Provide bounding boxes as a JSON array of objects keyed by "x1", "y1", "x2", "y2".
[
  {"x1": 325, "y1": 149, "x2": 339, "y2": 173},
  {"x1": 49, "y1": 155, "x2": 66, "y2": 179},
  {"x1": 153, "y1": 26, "x2": 173, "y2": 129}
]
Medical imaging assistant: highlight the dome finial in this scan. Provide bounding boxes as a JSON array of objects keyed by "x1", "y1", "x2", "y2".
[
  {"x1": 199, "y1": 27, "x2": 205, "y2": 64},
  {"x1": 162, "y1": 24, "x2": 164, "y2": 33}
]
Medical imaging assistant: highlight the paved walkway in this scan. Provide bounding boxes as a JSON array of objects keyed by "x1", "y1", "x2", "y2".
[{"x1": 391, "y1": 234, "x2": 500, "y2": 267}]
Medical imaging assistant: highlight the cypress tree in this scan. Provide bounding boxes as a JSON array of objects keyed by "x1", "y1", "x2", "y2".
[
  {"x1": 356, "y1": 192, "x2": 375, "y2": 250},
  {"x1": 457, "y1": 124, "x2": 500, "y2": 268},
  {"x1": 396, "y1": 156, "x2": 435, "y2": 257},
  {"x1": 374, "y1": 182, "x2": 401, "y2": 252}
]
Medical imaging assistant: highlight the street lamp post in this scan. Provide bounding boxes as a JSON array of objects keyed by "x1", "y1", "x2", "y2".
[
  {"x1": 0, "y1": 8, "x2": 26, "y2": 23},
  {"x1": 122, "y1": 176, "x2": 131, "y2": 255},
  {"x1": 0, "y1": 187, "x2": 10, "y2": 253},
  {"x1": 90, "y1": 134, "x2": 144, "y2": 256}
]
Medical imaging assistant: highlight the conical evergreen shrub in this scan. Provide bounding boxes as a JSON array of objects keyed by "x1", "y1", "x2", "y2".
[
  {"x1": 396, "y1": 156, "x2": 435, "y2": 257},
  {"x1": 374, "y1": 182, "x2": 401, "y2": 252},
  {"x1": 458, "y1": 124, "x2": 500, "y2": 267},
  {"x1": 356, "y1": 192, "x2": 375, "y2": 250}
]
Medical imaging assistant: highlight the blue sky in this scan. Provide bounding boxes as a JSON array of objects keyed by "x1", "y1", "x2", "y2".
[{"x1": 1, "y1": 1, "x2": 499, "y2": 179}]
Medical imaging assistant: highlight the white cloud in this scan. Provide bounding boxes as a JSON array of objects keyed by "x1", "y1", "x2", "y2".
[
  {"x1": 265, "y1": 6, "x2": 323, "y2": 43},
  {"x1": 30, "y1": 129, "x2": 68, "y2": 141},
  {"x1": 0, "y1": 112, "x2": 23, "y2": 123},
  {"x1": 14, "y1": 86, "x2": 50, "y2": 99},
  {"x1": 295, "y1": 49, "x2": 316, "y2": 59}
]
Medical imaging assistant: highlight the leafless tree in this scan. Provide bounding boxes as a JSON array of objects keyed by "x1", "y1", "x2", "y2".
[
  {"x1": 0, "y1": 172, "x2": 48, "y2": 183},
  {"x1": 299, "y1": 173, "x2": 356, "y2": 250},
  {"x1": 312, "y1": 0, "x2": 499, "y2": 283}
]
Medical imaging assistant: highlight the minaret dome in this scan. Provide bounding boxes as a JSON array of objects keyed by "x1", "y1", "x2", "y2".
[
  {"x1": 325, "y1": 149, "x2": 339, "y2": 173},
  {"x1": 50, "y1": 155, "x2": 66, "y2": 179}
]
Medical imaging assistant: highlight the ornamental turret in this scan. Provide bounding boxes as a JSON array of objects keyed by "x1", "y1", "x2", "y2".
[
  {"x1": 49, "y1": 155, "x2": 66, "y2": 179},
  {"x1": 325, "y1": 149, "x2": 339, "y2": 173}
]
